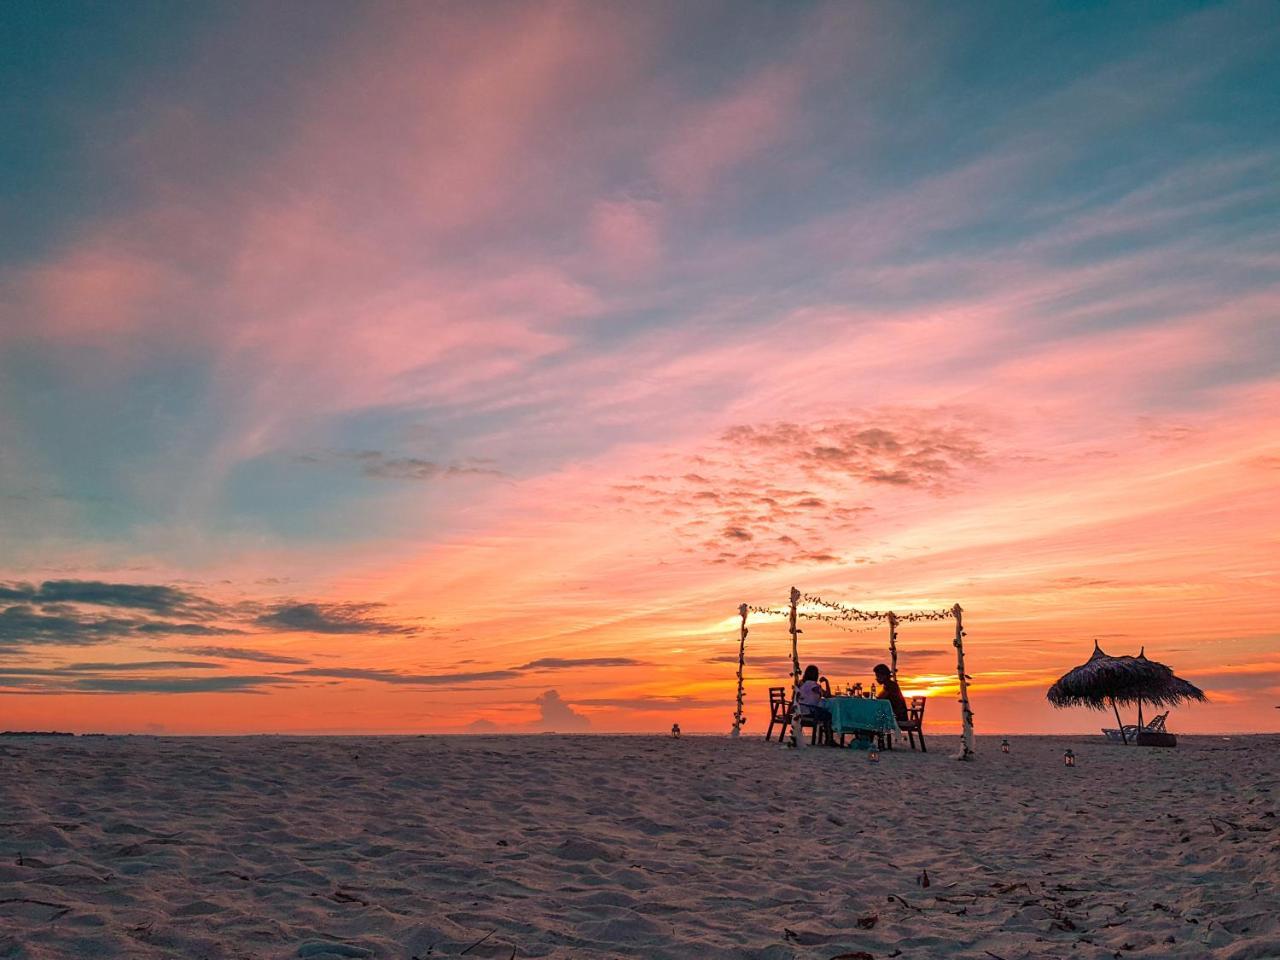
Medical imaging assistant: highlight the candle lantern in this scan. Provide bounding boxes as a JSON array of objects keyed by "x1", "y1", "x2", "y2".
[
  {"x1": 1063, "y1": 748, "x2": 1075, "y2": 767},
  {"x1": 671, "y1": 723, "x2": 681, "y2": 739},
  {"x1": 1000, "y1": 738, "x2": 1010, "y2": 754},
  {"x1": 868, "y1": 746, "x2": 880, "y2": 763}
]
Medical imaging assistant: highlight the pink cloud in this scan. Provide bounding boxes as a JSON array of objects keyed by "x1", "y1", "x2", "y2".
[
  {"x1": 8, "y1": 243, "x2": 185, "y2": 340},
  {"x1": 653, "y1": 66, "x2": 801, "y2": 199},
  {"x1": 588, "y1": 199, "x2": 663, "y2": 276}
]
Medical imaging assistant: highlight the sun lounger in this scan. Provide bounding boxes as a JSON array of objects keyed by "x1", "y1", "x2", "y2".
[{"x1": 1101, "y1": 712, "x2": 1171, "y2": 745}]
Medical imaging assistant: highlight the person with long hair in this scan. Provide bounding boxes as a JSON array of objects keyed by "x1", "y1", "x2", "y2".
[{"x1": 796, "y1": 664, "x2": 835, "y2": 745}]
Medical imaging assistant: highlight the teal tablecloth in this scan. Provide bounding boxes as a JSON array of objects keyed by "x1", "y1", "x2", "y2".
[{"x1": 824, "y1": 697, "x2": 900, "y2": 736}]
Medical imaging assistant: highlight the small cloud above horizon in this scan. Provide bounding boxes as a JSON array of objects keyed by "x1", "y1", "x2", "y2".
[{"x1": 532, "y1": 689, "x2": 590, "y2": 732}]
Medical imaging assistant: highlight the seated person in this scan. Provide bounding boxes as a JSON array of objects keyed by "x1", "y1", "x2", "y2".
[
  {"x1": 873, "y1": 663, "x2": 909, "y2": 723},
  {"x1": 796, "y1": 664, "x2": 834, "y2": 745}
]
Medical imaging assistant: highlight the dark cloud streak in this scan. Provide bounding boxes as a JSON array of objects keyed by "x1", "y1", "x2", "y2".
[
  {"x1": 255, "y1": 602, "x2": 418, "y2": 636},
  {"x1": 174, "y1": 645, "x2": 311, "y2": 664},
  {"x1": 69, "y1": 675, "x2": 294, "y2": 694},
  {"x1": 516, "y1": 657, "x2": 646, "y2": 670},
  {"x1": 290, "y1": 667, "x2": 520, "y2": 685}
]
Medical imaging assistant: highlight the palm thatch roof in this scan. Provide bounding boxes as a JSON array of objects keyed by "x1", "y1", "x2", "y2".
[{"x1": 1047, "y1": 641, "x2": 1208, "y2": 710}]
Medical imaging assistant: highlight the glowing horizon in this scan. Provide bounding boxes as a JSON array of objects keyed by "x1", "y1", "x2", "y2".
[{"x1": 2, "y1": 2, "x2": 1277, "y2": 735}]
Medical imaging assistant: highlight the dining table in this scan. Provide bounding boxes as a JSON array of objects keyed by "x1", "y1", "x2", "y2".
[{"x1": 822, "y1": 696, "x2": 901, "y2": 741}]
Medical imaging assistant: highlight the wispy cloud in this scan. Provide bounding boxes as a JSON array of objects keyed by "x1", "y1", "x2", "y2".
[
  {"x1": 253, "y1": 602, "x2": 418, "y2": 636},
  {"x1": 0, "y1": 581, "x2": 421, "y2": 652},
  {"x1": 288, "y1": 656, "x2": 646, "y2": 688},
  {"x1": 0, "y1": 580, "x2": 214, "y2": 614},
  {"x1": 173, "y1": 645, "x2": 310, "y2": 665},
  {"x1": 68, "y1": 676, "x2": 295, "y2": 695},
  {"x1": 63, "y1": 660, "x2": 223, "y2": 672},
  {"x1": 298, "y1": 450, "x2": 506, "y2": 482},
  {"x1": 0, "y1": 604, "x2": 239, "y2": 648},
  {"x1": 0, "y1": 661, "x2": 298, "y2": 696},
  {"x1": 289, "y1": 666, "x2": 519, "y2": 686},
  {"x1": 516, "y1": 657, "x2": 647, "y2": 671}
]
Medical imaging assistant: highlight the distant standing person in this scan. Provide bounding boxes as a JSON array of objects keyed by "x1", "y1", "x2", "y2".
[{"x1": 873, "y1": 663, "x2": 908, "y2": 723}]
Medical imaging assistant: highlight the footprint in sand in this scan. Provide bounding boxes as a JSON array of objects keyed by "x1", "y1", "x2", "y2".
[
  {"x1": 171, "y1": 900, "x2": 225, "y2": 917},
  {"x1": 296, "y1": 940, "x2": 374, "y2": 958},
  {"x1": 553, "y1": 838, "x2": 619, "y2": 862}
]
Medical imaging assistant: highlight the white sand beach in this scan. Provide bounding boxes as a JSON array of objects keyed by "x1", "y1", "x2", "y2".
[{"x1": 2, "y1": 733, "x2": 1277, "y2": 959}]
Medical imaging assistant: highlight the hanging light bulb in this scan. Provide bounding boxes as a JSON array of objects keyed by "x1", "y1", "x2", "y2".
[
  {"x1": 1063, "y1": 748, "x2": 1075, "y2": 767},
  {"x1": 1000, "y1": 738, "x2": 1010, "y2": 754}
]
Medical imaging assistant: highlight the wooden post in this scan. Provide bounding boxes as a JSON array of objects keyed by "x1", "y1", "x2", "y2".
[
  {"x1": 887, "y1": 611, "x2": 899, "y2": 681},
  {"x1": 787, "y1": 586, "x2": 805, "y2": 749},
  {"x1": 953, "y1": 603, "x2": 975, "y2": 760},
  {"x1": 731, "y1": 603, "x2": 748, "y2": 738}
]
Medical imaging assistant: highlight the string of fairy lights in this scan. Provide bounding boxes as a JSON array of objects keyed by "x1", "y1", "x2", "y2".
[
  {"x1": 792, "y1": 611, "x2": 883, "y2": 634},
  {"x1": 801, "y1": 593, "x2": 956, "y2": 622},
  {"x1": 746, "y1": 596, "x2": 955, "y2": 628}
]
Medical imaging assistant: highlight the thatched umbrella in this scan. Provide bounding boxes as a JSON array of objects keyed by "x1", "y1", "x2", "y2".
[{"x1": 1046, "y1": 642, "x2": 1207, "y2": 743}]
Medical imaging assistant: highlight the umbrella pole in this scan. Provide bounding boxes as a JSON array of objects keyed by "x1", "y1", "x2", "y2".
[
  {"x1": 1111, "y1": 697, "x2": 1127, "y2": 745},
  {"x1": 1137, "y1": 698, "x2": 1143, "y2": 734}
]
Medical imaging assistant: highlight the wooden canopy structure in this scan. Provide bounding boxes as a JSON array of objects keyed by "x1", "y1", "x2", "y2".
[{"x1": 731, "y1": 586, "x2": 975, "y2": 760}]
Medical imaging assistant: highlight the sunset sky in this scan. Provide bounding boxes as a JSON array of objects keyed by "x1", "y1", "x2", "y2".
[{"x1": 2, "y1": 1, "x2": 1277, "y2": 735}]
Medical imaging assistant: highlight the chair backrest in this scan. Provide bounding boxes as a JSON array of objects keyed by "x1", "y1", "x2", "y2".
[
  {"x1": 908, "y1": 696, "x2": 927, "y2": 723},
  {"x1": 769, "y1": 687, "x2": 788, "y2": 716},
  {"x1": 1146, "y1": 712, "x2": 1169, "y2": 732}
]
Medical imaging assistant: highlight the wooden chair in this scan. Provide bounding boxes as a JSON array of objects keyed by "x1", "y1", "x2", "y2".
[
  {"x1": 764, "y1": 687, "x2": 829, "y2": 745},
  {"x1": 900, "y1": 696, "x2": 927, "y2": 752},
  {"x1": 765, "y1": 687, "x2": 790, "y2": 742}
]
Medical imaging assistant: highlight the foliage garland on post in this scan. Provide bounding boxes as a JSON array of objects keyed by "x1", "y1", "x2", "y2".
[
  {"x1": 731, "y1": 603, "x2": 748, "y2": 737},
  {"x1": 787, "y1": 586, "x2": 804, "y2": 749},
  {"x1": 953, "y1": 603, "x2": 975, "y2": 761},
  {"x1": 887, "y1": 611, "x2": 899, "y2": 681}
]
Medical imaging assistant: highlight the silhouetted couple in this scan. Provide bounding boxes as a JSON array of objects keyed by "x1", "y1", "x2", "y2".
[{"x1": 797, "y1": 662, "x2": 908, "y2": 746}]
